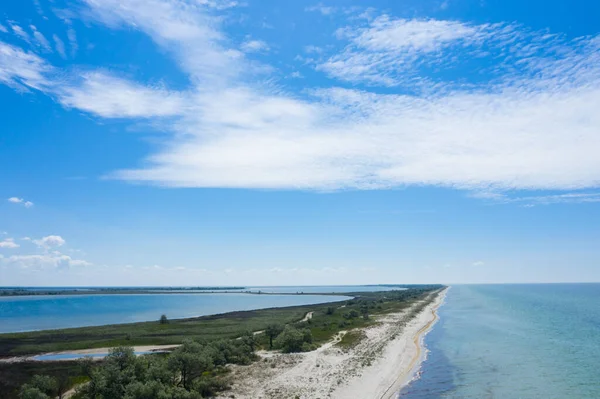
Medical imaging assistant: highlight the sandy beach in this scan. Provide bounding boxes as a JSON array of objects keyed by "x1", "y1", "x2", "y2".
[{"x1": 217, "y1": 288, "x2": 447, "y2": 399}]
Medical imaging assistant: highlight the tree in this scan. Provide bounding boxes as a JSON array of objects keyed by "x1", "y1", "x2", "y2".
[
  {"x1": 19, "y1": 375, "x2": 57, "y2": 399},
  {"x1": 240, "y1": 330, "x2": 257, "y2": 352},
  {"x1": 19, "y1": 387, "x2": 50, "y2": 399},
  {"x1": 22, "y1": 336, "x2": 257, "y2": 399},
  {"x1": 274, "y1": 326, "x2": 313, "y2": 353},
  {"x1": 160, "y1": 314, "x2": 169, "y2": 324},
  {"x1": 168, "y1": 341, "x2": 213, "y2": 390},
  {"x1": 265, "y1": 323, "x2": 284, "y2": 349},
  {"x1": 326, "y1": 306, "x2": 335, "y2": 315}
]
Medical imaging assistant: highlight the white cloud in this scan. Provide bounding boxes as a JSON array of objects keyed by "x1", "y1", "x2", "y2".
[
  {"x1": 57, "y1": 72, "x2": 187, "y2": 118},
  {"x1": 318, "y1": 16, "x2": 495, "y2": 86},
  {"x1": 2, "y1": 4, "x2": 600, "y2": 196},
  {"x1": 0, "y1": 24, "x2": 8, "y2": 33},
  {"x1": 80, "y1": 0, "x2": 242, "y2": 81},
  {"x1": 304, "y1": 45, "x2": 323, "y2": 54},
  {"x1": 33, "y1": 0, "x2": 45, "y2": 16},
  {"x1": 30, "y1": 25, "x2": 52, "y2": 52},
  {"x1": 0, "y1": 40, "x2": 186, "y2": 117},
  {"x1": 53, "y1": 34, "x2": 67, "y2": 58},
  {"x1": 67, "y1": 28, "x2": 77, "y2": 57},
  {"x1": 240, "y1": 39, "x2": 269, "y2": 53},
  {"x1": 0, "y1": 238, "x2": 19, "y2": 249},
  {"x1": 7, "y1": 197, "x2": 34, "y2": 207},
  {"x1": 9, "y1": 23, "x2": 31, "y2": 43},
  {"x1": 33, "y1": 235, "x2": 66, "y2": 248},
  {"x1": 472, "y1": 261, "x2": 485, "y2": 267},
  {"x1": 306, "y1": 3, "x2": 337, "y2": 15},
  {"x1": 0, "y1": 42, "x2": 52, "y2": 92},
  {"x1": 479, "y1": 191, "x2": 600, "y2": 206}
]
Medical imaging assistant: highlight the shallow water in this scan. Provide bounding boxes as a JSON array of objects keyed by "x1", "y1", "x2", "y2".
[
  {"x1": 0, "y1": 292, "x2": 351, "y2": 333},
  {"x1": 32, "y1": 350, "x2": 165, "y2": 361},
  {"x1": 400, "y1": 284, "x2": 600, "y2": 399}
]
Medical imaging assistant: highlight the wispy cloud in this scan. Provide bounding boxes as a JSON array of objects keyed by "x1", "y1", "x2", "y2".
[
  {"x1": 318, "y1": 16, "x2": 511, "y2": 86},
  {"x1": 53, "y1": 34, "x2": 67, "y2": 58},
  {"x1": 240, "y1": 39, "x2": 269, "y2": 53},
  {"x1": 58, "y1": 72, "x2": 188, "y2": 118},
  {"x1": 30, "y1": 25, "x2": 52, "y2": 52},
  {"x1": 67, "y1": 28, "x2": 77, "y2": 57},
  {"x1": 476, "y1": 191, "x2": 600, "y2": 206},
  {"x1": 7, "y1": 197, "x2": 34, "y2": 207},
  {"x1": 9, "y1": 23, "x2": 31, "y2": 43},
  {"x1": 1, "y1": 253, "x2": 92, "y2": 270},
  {"x1": 305, "y1": 3, "x2": 337, "y2": 15}
]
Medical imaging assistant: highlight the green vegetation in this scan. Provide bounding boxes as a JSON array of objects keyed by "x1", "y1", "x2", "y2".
[
  {"x1": 273, "y1": 325, "x2": 315, "y2": 353},
  {"x1": 1, "y1": 286, "x2": 444, "y2": 398},
  {"x1": 265, "y1": 323, "x2": 284, "y2": 349},
  {"x1": 0, "y1": 362, "x2": 83, "y2": 399},
  {"x1": 17, "y1": 341, "x2": 256, "y2": 399},
  {"x1": 0, "y1": 304, "x2": 331, "y2": 356}
]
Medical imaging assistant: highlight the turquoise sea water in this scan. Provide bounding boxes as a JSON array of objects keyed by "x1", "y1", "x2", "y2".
[
  {"x1": 0, "y1": 292, "x2": 351, "y2": 333},
  {"x1": 400, "y1": 284, "x2": 600, "y2": 399}
]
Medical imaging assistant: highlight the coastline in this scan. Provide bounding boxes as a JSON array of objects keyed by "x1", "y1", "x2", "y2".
[
  {"x1": 334, "y1": 288, "x2": 447, "y2": 399},
  {"x1": 217, "y1": 288, "x2": 447, "y2": 399},
  {"x1": 384, "y1": 286, "x2": 448, "y2": 398}
]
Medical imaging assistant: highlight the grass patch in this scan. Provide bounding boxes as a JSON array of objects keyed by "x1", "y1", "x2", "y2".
[{"x1": 336, "y1": 330, "x2": 367, "y2": 350}]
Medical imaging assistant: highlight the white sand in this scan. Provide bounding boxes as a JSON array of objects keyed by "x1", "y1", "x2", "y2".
[{"x1": 217, "y1": 289, "x2": 447, "y2": 399}]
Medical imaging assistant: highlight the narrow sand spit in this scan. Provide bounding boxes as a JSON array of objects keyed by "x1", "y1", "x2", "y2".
[{"x1": 217, "y1": 289, "x2": 446, "y2": 399}]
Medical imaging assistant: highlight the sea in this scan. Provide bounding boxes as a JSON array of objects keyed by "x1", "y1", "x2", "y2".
[
  {"x1": 0, "y1": 285, "x2": 399, "y2": 333},
  {"x1": 400, "y1": 284, "x2": 600, "y2": 399}
]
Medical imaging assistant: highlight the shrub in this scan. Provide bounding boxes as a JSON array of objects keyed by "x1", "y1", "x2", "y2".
[
  {"x1": 160, "y1": 314, "x2": 169, "y2": 324},
  {"x1": 274, "y1": 326, "x2": 314, "y2": 353}
]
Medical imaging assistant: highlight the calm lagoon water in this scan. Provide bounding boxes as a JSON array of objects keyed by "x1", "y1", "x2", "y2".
[
  {"x1": 0, "y1": 292, "x2": 351, "y2": 333},
  {"x1": 32, "y1": 351, "x2": 164, "y2": 361},
  {"x1": 400, "y1": 284, "x2": 600, "y2": 399}
]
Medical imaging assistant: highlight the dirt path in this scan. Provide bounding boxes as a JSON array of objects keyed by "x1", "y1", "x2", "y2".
[{"x1": 300, "y1": 311, "x2": 313, "y2": 322}]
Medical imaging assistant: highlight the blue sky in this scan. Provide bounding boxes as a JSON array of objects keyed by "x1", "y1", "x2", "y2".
[{"x1": 1, "y1": 0, "x2": 599, "y2": 286}]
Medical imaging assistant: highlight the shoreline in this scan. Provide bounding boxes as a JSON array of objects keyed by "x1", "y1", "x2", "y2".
[
  {"x1": 383, "y1": 287, "x2": 448, "y2": 398},
  {"x1": 216, "y1": 288, "x2": 447, "y2": 399},
  {"x1": 334, "y1": 288, "x2": 447, "y2": 399},
  {"x1": 0, "y1": 295, "x2": 352, "y2": 335}
]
